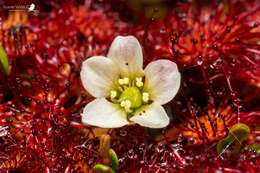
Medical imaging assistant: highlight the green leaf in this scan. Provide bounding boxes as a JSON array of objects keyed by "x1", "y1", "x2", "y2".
[
  {"x1": 109, "y1": 149, "x2": 119, "y2": 171},
  {"x1": 249, "y1": 145, "x2": 260, "y2": 154},
  {"x1": 94, "y1": 164, "x2": 115, "y2": 173},
  {"x1": 231, "y1": 140, "x2": 242, "y2": 156},
  {"x1": 0, "y1": 45, "x2": 10, "y2": 75},
  {"x1": 229, "y1": 123, "x2": 250, "y2": 142},
  {"x1": 217, "y1": 123, "x2": 251, "y2": 156},
  {"x1": 217, "y1": 136, "x2": 233, "y2": 154}
]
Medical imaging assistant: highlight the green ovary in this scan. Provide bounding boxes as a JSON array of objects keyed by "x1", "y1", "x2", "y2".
[{"x1": 119, "y1": 86, "x2": 142, "y2": 108}]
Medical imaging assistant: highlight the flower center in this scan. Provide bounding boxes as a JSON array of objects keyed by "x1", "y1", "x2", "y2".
[
  {"x1": 109, "y1": 77, "x2": 151, "y2": 113},
  {"x1": 119, "y1": 86, "x2": 142, "y2": 108}
]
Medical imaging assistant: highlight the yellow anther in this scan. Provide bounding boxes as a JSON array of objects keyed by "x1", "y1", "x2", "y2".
[
  {"x1": 118, "y1": 79, "x2": 125, "y2": 85},
  {"x1": 136, "y1": 77, "x2": 142, "y2": 82},
  {"x1": 120, "y1": 100, "x2": 132, "y2": 111},
  {"x1": 110, "y1": 90, "x2": 117, "y2": 99},
  {"x1": 142, "y1": 92, "x2": 149, "y2": 102},
  {"x1": 120, "y1": 101, "x2": 126, "y2": 107},
  {"x1": 123, "y1": 77, "x2": 129, "y2": 85},
  {"x1": 118, "y1": 77, "x2": 129, "y2": 85},
  {"x1": 136, "y1": 81, "x2": 143, "y2": 87},
  {"x1": 124, "y1": 100, "x2": 131, "y2": 108},
  {"x1": 136, "y1": 77, "x2": 143, "y2": 87}
]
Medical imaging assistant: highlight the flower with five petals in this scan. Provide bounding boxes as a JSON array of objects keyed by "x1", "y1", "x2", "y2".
[{"x1": 80, "y1": 36, "x2": 181, "y2": 128}]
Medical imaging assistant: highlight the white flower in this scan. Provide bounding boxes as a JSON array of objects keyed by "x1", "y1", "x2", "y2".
[{"x1": 80, "y1": 36, "x2": 181, "y2": 128}]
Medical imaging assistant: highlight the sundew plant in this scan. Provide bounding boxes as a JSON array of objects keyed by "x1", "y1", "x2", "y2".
[{"x1": 0, "y1": 0, "x2": 259, "y2": 172}]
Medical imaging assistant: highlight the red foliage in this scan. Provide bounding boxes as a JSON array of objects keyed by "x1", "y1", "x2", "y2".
[{"x1": 0, "y1": 0, "x2": 259, "y2": 172}]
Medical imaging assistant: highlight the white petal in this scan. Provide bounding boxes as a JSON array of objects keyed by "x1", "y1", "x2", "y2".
[
  {"x1": 80, "y1": 56, "x2": 118, "y2": 98},
  {"x1": 82, "y1": 98, "x2": 129, "y2": 128},
  {"x1": 107, "y1": 36, "x2": 144, "y2": 78},
  {"x1": 130, "y1": 103, "x2": 169, "y2": 128},
  {"x1": 144, "y1": 59, "x2": 181, "y2": 105}
]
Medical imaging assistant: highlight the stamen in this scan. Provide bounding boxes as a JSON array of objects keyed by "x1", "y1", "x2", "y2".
[
  {"x1": 124, "y1": 100, "x2": 131, "y2": 108},
  {"x1": 124, "y1": 100, "x2": 132, "y2": 112},
  {"x1": 142, "y1": 92, "x2": 149, "y2": 102},
  {"x1": 136, "y1": 81, "x2": 143, "y2": 87},
  {"x1": 118, "y1": 79, "x2": 125, "y2": 85},
  {"x1": 120, "y1": 101, "x2": 126, "y2": 107},
  {"x1": 120, "y1": 100, "x2": 132, "y2": 112},
  {"x1": 123, "y1": 77, "x2": 129, "y2": 85},
  {"x1": 136, "y1": 77, "x2": 142, "y2": 82},
  {"x1": 136, "y1": 77, "x2": 143, "y2": 87},
  {"x1": 110, "y1": 90, "x2": 117, "y2": 99},
  {"x1": 118, "y1": 77, "x2": 129, "y2": 85}
]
